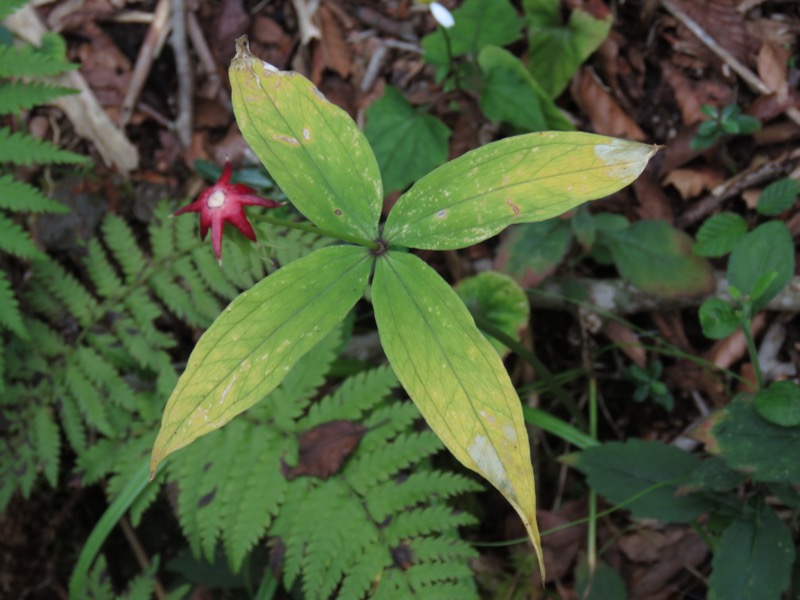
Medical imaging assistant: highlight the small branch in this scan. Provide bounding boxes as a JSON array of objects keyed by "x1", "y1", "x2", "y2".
[
  {"x1": 186, "y1": 11, "x2": 223, "y2": 101},
  {"x1": 118, "y1": 517, "x2": 167, "y2": 600},
  {"x1": 531, "y1": 273, "x2": 800, "y2": 314},
  {"x1": 660, "y1": 0, "x2": 800, "y2": 126},
  {"x1": 291, "y1": 0, "x2": 321, "y2": 45},
  {"x1": 170, "y1": 0, "x2": 192, "y2": 149},
  {"x1": 120, "y1": 0, "x2": 171, "y2": 127}
]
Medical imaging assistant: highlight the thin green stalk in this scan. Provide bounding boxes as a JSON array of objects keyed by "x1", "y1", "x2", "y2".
[
  {"x1": 250, "y1": 213, "x2": 382, "y2": 252},
  {"x1": 521, "y1": 406, "x2": 598, "y2": 450},
  {"x1": 587, "y1": 378, "x2": 598, "y2": 574},
  {"x1": 70, "y1": 459, "x2": 164, "y2": 598},
  {"x1": 741, "y1": 317, "x2": 764, "y2": 390},
  {"x1": 472, "y1": 478, "x2": 683, "y2": 547},
  {"x1": 473, "y1": 313, "x2": 587, "y2": 430},
  {"x1": 440, "y1": 28, "x2": 462, "y2": 91}
]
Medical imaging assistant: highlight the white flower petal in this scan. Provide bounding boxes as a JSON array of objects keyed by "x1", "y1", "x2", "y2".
[{"x1": 430, "y1": 2, "x2": 455, "y2": 29}]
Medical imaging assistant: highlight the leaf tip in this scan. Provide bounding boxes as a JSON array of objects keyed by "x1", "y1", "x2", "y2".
[{"x1": 593, "y1": 138, "x2": 659, "y2": 182}]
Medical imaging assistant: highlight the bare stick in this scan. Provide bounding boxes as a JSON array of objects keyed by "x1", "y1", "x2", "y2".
[
  {"x1": 170, "y1": 0, "x2": 192, "y2": 148},
  {"x1": 120, "y1": 0, "x2": 171, "y2": 127}
]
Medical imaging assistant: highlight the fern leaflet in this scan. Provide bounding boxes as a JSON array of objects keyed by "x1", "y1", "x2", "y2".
[
  {"x1": 0, "y1": 213, "x2": 42, "y2": 258},
  {"x1": 0, "y1": 80, "x2": 76, "y2": 114},
  {"x1": 0, "y1": 174, "x2": 68, "y2": 213},
  {"x1": 0, "y1": 32, "x2": 76, "y2": 77}
]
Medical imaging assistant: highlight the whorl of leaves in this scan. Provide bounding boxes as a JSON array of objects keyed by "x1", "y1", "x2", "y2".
[{"x1": 168, "y1": 328, "x2": 482, "y2": 599}]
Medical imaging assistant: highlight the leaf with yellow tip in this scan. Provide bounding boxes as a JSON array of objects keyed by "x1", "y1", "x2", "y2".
[
  {"x1": 383, "y1": 131, "x2": 657, "y2": 250},
  {"x1": 371, "y1": 250, "x2": 544, "y2": 572},
  {"x1": 150, "y1": 245, "x2": 372, "y2": 477},
  {"x1": 229, "y1": 36, "x2": 382, "y2": 241}
]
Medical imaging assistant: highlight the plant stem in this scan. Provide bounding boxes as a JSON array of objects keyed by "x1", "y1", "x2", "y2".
[
  {"x1": 441, "y1": 28, "x2": 462, "y2": 91},
  {"x1": 473, "y1": 314, "x2": 587, "y2": 430},
  {"x1": 741, "y1": 317, "x2": 764, "y2": 390},
  {"x1": 587, "y1": 378, "x2": 598, "y2": 575},
  {"x1": 250, "y1": 213, "x2": 382, "y2": 252}
]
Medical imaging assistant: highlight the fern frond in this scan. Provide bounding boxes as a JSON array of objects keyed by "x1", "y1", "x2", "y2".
[
  {"x1": 168, "y1": 432, "x2": 213, "y2": 557},
  {"x1": 32, "y1": 404, "x2": 61, "y2": 486},
  {"x1": 102, "y1": 215, "x2": 147, "y2": 284},
  {"x1": 345, "y1": 431, "x2": 442, "y2": 495},
  {"x1": 0, "y1": 81, "x2": 76, "y2": 114},
  {"x1": 59, "y1": 391, "x2": 87, "y2": 451},
  {"x1": 121, "y1": 560, "x2": 157, "y2": 600},
  {"x1": 384, "y1": 505, "x2": 477, "y2": 545},
  {"x1": 191, "y1": 246, "x2": 238, "y2": 299},
  {"x1": 115, "y1": 322, "x2": 163, "y2": 370},
  {"x1": 23, "y1": 318, "x2": 68, "y2": 356},
  {"x1": 300, "y1": 365, "x2": 397, "y2": 429},
  {"x1": 64, "y1": 360, "x2": 114, "y2": 436},
  {"x1": 81, "y1": 555, "x2": 115, "y2": 600},
  {"x1": 410, "y1": 535, "x2": 478, "y2": 563},
  {"x1": 219, "y1": 426, "x2": 287, "y2": 572},
  {"x1": 148, "y1": 271, "x2": 207, "y2": 327},
  {"x1": 0, "y1": 174, "x2": 69, "y2": 213},
  {"x1": 121, "y1": 288, "x2": 175, "y2": 350},
  {"x1": 0, "y1": 32, "x2": 76, "y2": 76},
  {"x1": 0, "y1": 128, "x2": 87, "y2": 165},
  {"x1": 30, "y1": 257, "x2": 98, "y2": 325},
  {"x1": 74, "y1": 345, "x2": 136, "y2": 410},
  {"x1": 0, "y1": 212, "x2": 41, "y2": 258},
  {"x1": 85, "y1": 238, "x2": 124, "y2": 298},
  {"x1": 106, "y1": 433, "x2": 158, "y2": 525},
  {"x1": 172, "y1": 256, "x2": 223, "y2": 322},
  {"x1": 0, "y1": 271, "x2": 27, "y2": 338},
  {"x1": 366, "y1": 470, "x2": 482, "y2": 522},
  {"x1": 338, "y1": 550, "x2": 392, "y2": 600}
]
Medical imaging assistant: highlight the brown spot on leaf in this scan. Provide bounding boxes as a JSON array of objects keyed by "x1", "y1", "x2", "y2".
[{"x1": 282, "y1": 420, "x2": 367, "y2": 480}]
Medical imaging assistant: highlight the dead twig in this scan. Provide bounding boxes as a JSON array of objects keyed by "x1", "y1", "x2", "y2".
[
  {"x1": 170, "y1": 0, "x2": 192, "y2": 149},
  {"x1": 119, "y1": 0, "x2": 171, "y2": 127},
  {"x1": 291, "y1": 0, "x2": 321, "y2": 45}
]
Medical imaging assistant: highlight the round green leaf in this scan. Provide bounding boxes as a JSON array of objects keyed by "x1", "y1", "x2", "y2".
[
  {"x1": 755, "y1": 381, "x2": 800, "y2": 427},
  {"x1": 728, "y1": 221, "x2": 794, "y2": 312},
  {"x1": 455, "y1": 271, "x2": 530, "y2": 357},
  {"x1": 494, "y1": 219, "x2": 572, "y2": 287},
  {"x1": 693, "y1": 212, "x2": 748, "y2": 257},
  {"x1": 699, "y1": 298, "x2": 739, "y2": 340},
  {"x1": 756, "y1": 178, "x2": 800, "y2": 216}
]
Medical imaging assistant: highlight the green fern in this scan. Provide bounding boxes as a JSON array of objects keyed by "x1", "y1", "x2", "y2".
[{"x1": 168, "y1": 326, "x2": 482, "y2": 597}]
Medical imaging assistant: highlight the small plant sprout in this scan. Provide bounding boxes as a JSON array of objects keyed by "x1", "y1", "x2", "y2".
[
  {"x1": 174, "y1": 159, "x2": 281, "y2": 263},
  {"x1": 150, "y1": 37, "x2": 657, "y2": 571}
]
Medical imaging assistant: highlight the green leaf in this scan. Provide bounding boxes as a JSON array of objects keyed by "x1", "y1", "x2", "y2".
[
  {"x1": 0, "y1": 81, "x2": 76, "y2": 115},
  {"x1": 229, "y1": 38, "x2": 381, "y2": 240},
  {"x1": 455, "y1": 271, "x2": 530, "y2": 356},
  {"x1": 150, "y1": 245, "x2": 372, "y2": 474},
  {"x1": 575, "y1": 555, "x2": 627, "y2": 600},
  {"x1": 478, "y1": 46, "x2": 574, "y2": 132},
  {"x1": 523, "y1": 0, "x2": 613, "y2": 98},
  {"x1": 364, "y1": 86, "x2": 451, "y2": 194},
  {"x1": 33, "y1": 405, "x2": 60, "y2": 487},
  {"x1": 494, "y1": 219, "x2": 572, "y2": 287},
  {"x1": 606, "y1": 220, "x2": 715, "y2": 298},
  {"x1": 728, "y1": 221, "x2": 794, "y2": 312},
  {"x1": 0, "y1": 33, "x2": 77, "y2": 77},
  {"x1": 0, "y1": 127, "x2": 88, "y2": 166},
  {"x1": 693, "y1": 212, "x2": 748, "y2": 257},
  {"x1": 711, "y1": 395, "x2": 800, "y2": 482},
  {"x1": 699, "y1": 298, "x2": 739, "y2": 340},
  {"x1": 588, "y1": 212, "x2": 629, "y2": 264},
  {"x1": 0, "y1": 174, "x2": 69, "y2": 213},
  {"x1": 384, "y1": 132, "x2": 656, "y2": 250},
  {"x1": 0, "y1": 213, "x2": 42, "y2": 258},
  {"x1": 371, "y1": 250, "x2": 544, "y2": 572},
  {"x1": 754, "y1": 381, "x2": 800, "y2": 428},
  {"x1": 0, "y1": 271, "x2": 27, "y2": 338},
  {"x1": 756, "y1": 178, "x2": 800, "y2": 216},
  {"x1": 570, "y1": 439, "x2": 716, "y2": 522},
  {"x1": 421, "y1": 0, "x2": 523, "y2": 66},
  {"x1": 0, "y1": 0, "x2": 28, "y2": 20},
  {"x1": 708, "y1": 503, "x2": 794, "y2": 600}
]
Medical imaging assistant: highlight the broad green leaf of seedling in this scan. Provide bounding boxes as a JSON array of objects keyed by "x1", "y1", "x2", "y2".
[
  {"x1": 523, "y1": 0, "x2": 613, "y2": 98},
  {"x1": 151, "y1": 37, "x2": 657, "y2": 570}
]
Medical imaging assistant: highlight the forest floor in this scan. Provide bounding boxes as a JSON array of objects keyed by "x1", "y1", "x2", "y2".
[{"x1": 2, "y1": 0, "x2": 800, "y2": 598}]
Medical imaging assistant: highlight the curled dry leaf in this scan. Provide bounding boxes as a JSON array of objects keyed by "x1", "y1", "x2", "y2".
[
  {"x1": 282, "y1": 420, "x2": 367, "y2": 480},
  {"x1": 571, "y1": 67, "x2": 646, "y2": 141},
  {"x1": 663, "y1": 166, "x2": 726, "y2": 200}
]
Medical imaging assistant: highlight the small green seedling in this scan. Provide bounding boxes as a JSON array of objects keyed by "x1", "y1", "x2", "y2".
[
  {"x1": 691, "y1": 103, "x2": 760, "y2": 151},
  {"x1": 624, "y1": 359, "x2": 674, "y2": 411},
  {"x1": 149, "y1": 36, "x2": 656, "y2": 570}
]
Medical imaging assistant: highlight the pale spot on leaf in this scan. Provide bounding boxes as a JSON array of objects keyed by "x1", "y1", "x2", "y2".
[{"x1": 468, "y1": 435, "x2": 510, "y2": 495}]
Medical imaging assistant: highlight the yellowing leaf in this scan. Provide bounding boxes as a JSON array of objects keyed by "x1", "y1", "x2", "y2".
[
  {"x1": 383, "y1": 131, "x2": 657, "y2": 250},
  {"x1": 229, "y1": 37, "x2": 382, "y2": 240},
  {"x1": 371, "y1": 250, "x2": 543, "y2": 571},
  {"x1": 150, "y1": 245, "x2": 372, "y2": 476}
]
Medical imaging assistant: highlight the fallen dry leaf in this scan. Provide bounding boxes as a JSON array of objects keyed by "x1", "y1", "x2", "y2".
[
  {"x1": 663, "y1": 166, "x2": 726, "y2": 200},
  {"x1": 660, "y1": 61, "x2": 732, "y2": 125},
  {"x1": 571, "y1": 67, "x2": 646, "y2": 141},
  {"x1": 318, "y1": 3, "x2": 351, "y2": 79},
  {"x1": 602, "y1": 319, "x2": 647, "y2": 367},
  {"x1": 633, "y1": 170, "x2": 674, "y2": 221},
  {"x1": 757, "y1": 42, "x2": 789, "y2": 101},
  {"x1": 282, "y1": 420, "x2": 367, "y2": 480}
]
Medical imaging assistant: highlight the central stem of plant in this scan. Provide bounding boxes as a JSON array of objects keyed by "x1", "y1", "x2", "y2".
[{"x1": 250, "y1": 213, "x2": 383, "y2": 252}]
